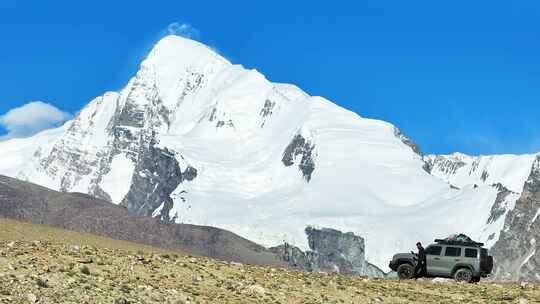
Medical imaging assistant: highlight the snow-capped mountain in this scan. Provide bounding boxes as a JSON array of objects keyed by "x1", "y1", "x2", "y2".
[
  {"x1": 1, "y1": 35, "x2": 539, "y2": 280},
  {"x1": 424, "y1": 153, "x2": 536, "y2": 247}
]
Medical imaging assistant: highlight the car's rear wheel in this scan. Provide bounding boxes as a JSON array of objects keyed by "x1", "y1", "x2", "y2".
[
  {"x1": 454, "y1": 268, "x2": 473, "y2": 283},
  {"x1": 397, "y1": 264, "x2": 415, "y2": 280}
]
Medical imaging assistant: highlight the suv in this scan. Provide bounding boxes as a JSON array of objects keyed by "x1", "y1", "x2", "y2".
[{"x1": 388, "y1": 239, "x2": 494, "y2": 283}]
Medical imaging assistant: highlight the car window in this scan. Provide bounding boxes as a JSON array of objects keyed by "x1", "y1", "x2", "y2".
[
  {"x1": 465, "y1": 248, "x2": 478, "y2": 258},
  {"x1": 425, "y1": 246, "x2": 442, "y2": 255},
  {"x1": 480, "y1": 248, "x2": 488, "y2": 258},
  {"x1": 444, "y1": 247, "x2": 461, "y2": 257}
]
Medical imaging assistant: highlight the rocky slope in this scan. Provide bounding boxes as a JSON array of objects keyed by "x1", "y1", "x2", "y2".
[
  {"x1": 0, "y1": 35, "x2": 539, "y2": 279},
  {"x1": 490, "y1": 156, "x2": 540, "y2": 281},
  {"x1": 0, "y1": 222, "x2": 538, "y2": 304},
  {"x1": 0, "y1": 175, "x2": 285, "y2": 267}
]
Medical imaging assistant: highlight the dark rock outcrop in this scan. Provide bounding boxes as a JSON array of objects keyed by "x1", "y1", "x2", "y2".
[
  {"x1": 487, "y1": 183, "x2": 517, "y2": 225},
  {"x1": 491, "y1": 157, "x2": 540, "y2": 281},
  {"x1": 121, "y1": 136, "x2": 197, "y2": 220},
  {"x1": 282, "y1": 134, "x2": 316, "y2": 182},
  {"x1": 423, "y1": 155, "x2": 467, "y2": 176},
  {"x1": 393, "y1": 127, "x2": 422, "y2": 156},
  {"x1": 259, "y1": 99, "x2": 276, "y2": 127},
  {"x1": 110, "y1": 82, "x2": 198, "y2": 217},
  {"x1": 394, "y1": 128, "x2": 432, "y2": 173},
  {"x1": 270, "y1": 227, "x2": 385, "y2": 277}
]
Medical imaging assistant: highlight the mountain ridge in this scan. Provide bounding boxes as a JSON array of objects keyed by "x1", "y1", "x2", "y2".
[
  {"x1": 0, "y1": 174, "x2": 286, "y2": 267},
  {"x1": 0, "y1": 35, "x2": 539, "y2": 280}
]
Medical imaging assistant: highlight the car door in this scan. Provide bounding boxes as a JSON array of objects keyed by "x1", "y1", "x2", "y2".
[
  {"x1": 425, "y1": 245, "x2": 444, "y2": 275},
  {"x1": 463, "y1": 247, "x2": 479, "y2": 274},
  {"x1": 441, "y1": 246, "x2": 462, "y2": 276}
]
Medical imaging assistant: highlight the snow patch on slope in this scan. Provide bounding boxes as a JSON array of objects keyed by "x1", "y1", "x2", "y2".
[{"x1": 100, "y1": 154, "x2": 135, "y2": 204}]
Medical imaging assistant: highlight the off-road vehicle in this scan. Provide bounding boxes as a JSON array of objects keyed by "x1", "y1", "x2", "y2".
[{"x1": 388, "y1": 238, "x2": 494, "y2": 283}]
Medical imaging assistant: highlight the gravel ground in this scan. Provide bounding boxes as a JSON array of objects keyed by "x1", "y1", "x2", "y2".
[{"x1": 0, "y1": 239, "x2": 539, "y2": 304}]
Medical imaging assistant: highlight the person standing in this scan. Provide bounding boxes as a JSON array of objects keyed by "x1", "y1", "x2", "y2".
[{"x1": 415, "y1": 242, "x2": 427, "y2": 278}]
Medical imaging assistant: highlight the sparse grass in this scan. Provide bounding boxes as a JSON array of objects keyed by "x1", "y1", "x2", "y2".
[
  {"x1": 80, "y1": 265, "x2": 91, "y2": 275},
  {"x1": 0, "y1": 218, "x2": 538, "y2": 304},
  {"x1": 36, "y1": 278, "x2": 48, "y2": 288},
  {"x1": 0, "y1": 218, "x2": 179, "y2": 255},
  {"x1": 119, "y1": 284, "x2": 132, "y2": 294}
]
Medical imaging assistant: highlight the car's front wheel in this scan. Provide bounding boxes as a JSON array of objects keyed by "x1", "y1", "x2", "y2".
[
  {"x1": 397, "y1": 263, "x2": 415, "y2": 280},
  {"x1": 454, "y1": 268, "x2": 473, "y2": 283}
]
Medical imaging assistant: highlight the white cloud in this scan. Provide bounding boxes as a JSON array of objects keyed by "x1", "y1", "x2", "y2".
[
  {"x1": 166, "y1": 22, "x2": 200, "y2": 39},
  {"x1": 0, "y1": 101, "x2": 71, "y2": 140},
  {"x1": 163, "y1": 22, "x2": 227, "y2": 59}
]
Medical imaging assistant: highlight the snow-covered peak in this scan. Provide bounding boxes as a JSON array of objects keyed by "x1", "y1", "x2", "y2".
[
  {"x1": 146, "y1": 36, "x2": 230, "y2": 103},
  {"x1": 129, "y1": 35, "x2": 232, "y2": 110},
  {"x1": 145, "y1": 35, "x2": 230, "y2": 69}
]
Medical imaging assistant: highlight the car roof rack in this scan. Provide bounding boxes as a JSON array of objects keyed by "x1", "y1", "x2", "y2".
[{"x1": 434, "y1": 239, "x2": 484, "y2": 247}]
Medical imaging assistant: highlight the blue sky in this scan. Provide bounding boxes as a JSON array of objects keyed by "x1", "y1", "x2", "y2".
[{"x1": 1, "y1": 1, "x2": 539, "y2": 154}]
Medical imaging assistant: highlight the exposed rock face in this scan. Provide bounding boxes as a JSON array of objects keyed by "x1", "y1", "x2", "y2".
[
  {"x1": 282, "y1": 134, "x2": 316, "y2": 182},
  {"x1": 259, "y1": 99, "x2": 276, "y2": 127},
  {"x1": 121, "y1": 137, "x2": 197, "y2": 220},
  {"x1": 393, "y1": 128, "x2": 431, "y2": 172},
  {"x1": 393, "y1": 127, "x2": 422, "y2": 156},
  {"x1": 491, "y1": 156, "x2": 540, "y2": 281},
  {"x1": 487, "y1": 183, "x2": 517, "y2": 225},
  {"x1": 35, "y1": 94, "x2": 121, "y2": 196},
  {"x1": 270, "y1": 227, "x2": 385, "y2": 277},
  {"x1": 15, "y1": 52, "x2": 200, "y2": 219},
  {"x1": 423, "y1": 154, "x2": 467, "y2": 176},
  {"x1": 306, "y1": 227, "x2": 366, "y2": 273}
]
